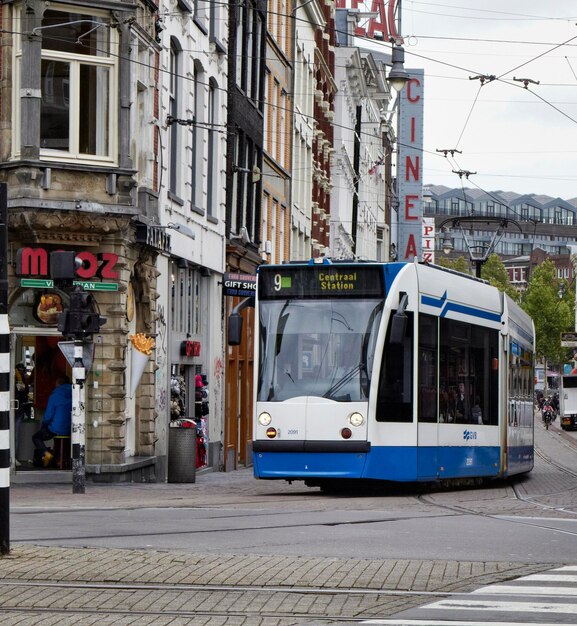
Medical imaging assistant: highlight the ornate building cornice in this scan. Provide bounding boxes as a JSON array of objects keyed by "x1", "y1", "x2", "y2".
[{"x1": 9, "y1": 210, "x2": 131, "y2": 244}]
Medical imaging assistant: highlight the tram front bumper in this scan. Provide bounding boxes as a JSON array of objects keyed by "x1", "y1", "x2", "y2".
[{"x1": 252, "y1": 440, "x2": 370, "y2": 479}]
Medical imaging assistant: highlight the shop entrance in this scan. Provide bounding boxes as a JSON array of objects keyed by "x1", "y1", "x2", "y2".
[{"x1": 11, "y1": 331, "x2": 71, "y2": 471}]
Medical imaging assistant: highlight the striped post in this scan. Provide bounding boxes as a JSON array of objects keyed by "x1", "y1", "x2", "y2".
[
  {"x1": 71, "y1": 339, "x2": 86, "y2": 494},
  {"x1": 0, "y1": 182, "x2": 10, "y2": 554}
]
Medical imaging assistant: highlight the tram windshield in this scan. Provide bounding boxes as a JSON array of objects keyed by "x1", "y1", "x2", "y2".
[{"x1": 257, "y1": 299, "x2": 383, "y2": 402}]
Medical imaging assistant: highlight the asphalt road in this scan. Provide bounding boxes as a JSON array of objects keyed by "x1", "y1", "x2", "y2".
[
  {"x1": 9, "y1": 420, "x2": 577, "y2": 563},
  {"x1": 2, "y1": 418, "x2": 577, "y2": 624}
]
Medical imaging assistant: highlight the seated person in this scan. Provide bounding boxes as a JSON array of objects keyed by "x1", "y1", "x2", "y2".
[
  {"x1": 471, "y1": 397, "x2": 483, "y2": 425},
  {"x1": 32, "y1": 376, "x2": 72, "y2": 466}
]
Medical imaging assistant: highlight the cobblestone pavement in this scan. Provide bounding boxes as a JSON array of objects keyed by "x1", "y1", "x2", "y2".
[
  {"x1": 0, "y1": 546, "x2": 555, "y2": 625},
  {"x1": 2, "y1": 417, "x2": 577, "y2": 624}
]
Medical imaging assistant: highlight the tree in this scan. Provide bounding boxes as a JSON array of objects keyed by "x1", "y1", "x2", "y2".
[
  {"x1": 481, "y1": 254, "x2": 520, "y2": 302},
  {"x1": 436, "y1": 255, "x2": 471, "y2": 274},
  {"x1": 521, "y1": 259, "x2": 573, "y2": 366}
]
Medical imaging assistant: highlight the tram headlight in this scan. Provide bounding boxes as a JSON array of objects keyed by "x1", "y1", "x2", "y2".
[
  {"x1": 258, "y1": 412, "x2": 272, "y2": 426},
  {"x1": 348, "y1": 412, "x2": 364, "y2": 427}
]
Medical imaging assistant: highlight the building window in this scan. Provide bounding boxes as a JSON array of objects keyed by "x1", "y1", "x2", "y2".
[
  {"x1": 169, "y1": 39, "x2": 181, "y2": 195},
  {"x1": 191, "y1": 62, "x2": 205, "y2": 210},
  {"x1": 193, "y1": 0, "x2": 207, "y2": 30},
  {"x1": 31, "y1": 8, "x2": 117, "y2": 162},
  {"x1": 207, "y1": 79, "x2": 217, "y2": 218},
  {"x1": 235, "y1": 0, "x2": 264, "y2": 105},
  {"x1": 170, "y1": 262, "x2": 202, "y2": 335},
  {"x1": 208, "y1": 0, "x2": 225, "y2": 52}
]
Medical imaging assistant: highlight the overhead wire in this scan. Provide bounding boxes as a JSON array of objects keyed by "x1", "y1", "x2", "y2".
[
  {"x1": 454, "y1": 82, "x2": 483, "y2": 149},
  {"x1": 497, "y1": 33, "x2": 577, "y2": 80},
  {"x1": 3, "y1": 6, "x2": 577, "y2": 194},
  {"x1": 405, "y1": 1, "x2": 577, "y2": 22}
]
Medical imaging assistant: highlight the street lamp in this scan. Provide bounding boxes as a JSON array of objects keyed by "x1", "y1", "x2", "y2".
[
  {"x1": 441, "y1": 228, "x2": 454, "y2": 255},
  {"x1": 439, "y1": 216, "x2": 522, "y2": 278},
  {"x1": 157, "y1": 222, "x2": 196, "y2": 239},
  {"x1": 387, "y1": 44, "x2": 409, "y2": 91}
]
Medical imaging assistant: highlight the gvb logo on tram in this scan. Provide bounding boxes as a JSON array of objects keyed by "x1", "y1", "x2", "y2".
[{"x1": 228, "y1": 258, "x2": 536, "y2": 491}]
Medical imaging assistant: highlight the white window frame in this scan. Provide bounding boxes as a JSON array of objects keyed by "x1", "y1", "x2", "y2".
[{"x1": 12, "y1": 5, "x2": 118, "y2": 165}]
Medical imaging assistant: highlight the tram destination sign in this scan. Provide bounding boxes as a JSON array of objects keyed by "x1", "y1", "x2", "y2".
[{"x1": 258, "y1": 266, "x2": 385, "y2": 299}]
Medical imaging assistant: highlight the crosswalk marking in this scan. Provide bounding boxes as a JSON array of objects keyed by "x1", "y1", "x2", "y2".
[
  {"x1": 424, "y1": 598, "x2": 577, "y2": 613},
  {"x1": 359, "y1": 619, "x2": 572, "y2": 626},
  {"x1": 359, "y1": 565, "x2": 577, "y2": 625},
  {"x1": 517, "y1": 574, "x2": 577, "y2": 582},
  {"x1": 473, "y1": 585, "x2": 577, "y2": 596},
  {"x1": 361, "y1": 622, "x2": 577, "y2": 626}
]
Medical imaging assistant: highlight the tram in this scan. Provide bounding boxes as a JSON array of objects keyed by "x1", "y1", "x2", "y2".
[{"x1": 231, "y1": 259, "x2": 535, "y2": 487}]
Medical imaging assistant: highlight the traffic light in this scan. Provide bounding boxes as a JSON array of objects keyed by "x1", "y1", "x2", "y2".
[
  {"x1": 57, "y1": 289, "x2": 107, "y2": 337},
  {"x1": 50, "y1": 251, "x2": 80, "y2": 280}
]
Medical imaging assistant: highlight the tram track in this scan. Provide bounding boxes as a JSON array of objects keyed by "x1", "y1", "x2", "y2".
[
  {"x1": 12, "y1": 509, "x2": 463, "y2": 544},
  {"x1": 12, "y1": 444, "x2": 577, "y2": 545},
  {"x1": 0, "y1": 579, "x2": 445, "y2": 624},
  {"x1": 0, "y1": 578, "x2": 462, "y2": 597},
  {"x1": 510, "y1": 439, "x2": 577, "y2": 515},
  {"x1": 415, "y1": 438, "x2": 577, "y2": 536}
]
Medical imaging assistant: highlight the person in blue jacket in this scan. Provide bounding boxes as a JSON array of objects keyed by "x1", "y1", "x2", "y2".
[{"x1": 32, "y1": 376, "x2": 72, "y2": 465}]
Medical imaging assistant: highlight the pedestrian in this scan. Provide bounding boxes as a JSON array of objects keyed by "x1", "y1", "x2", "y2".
[{"x1": 32, "y1": 376, "x2": 72, "y2": 467}]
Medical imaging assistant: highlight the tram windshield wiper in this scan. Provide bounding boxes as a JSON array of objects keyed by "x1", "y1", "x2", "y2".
[{"x1": 323, "y1": 363, "x2": 364, "y2": 400}]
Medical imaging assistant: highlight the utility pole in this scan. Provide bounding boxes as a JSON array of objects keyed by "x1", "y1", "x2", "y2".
[{"x1": 0, "y1": 183, "x2": 10, "y2": 554}]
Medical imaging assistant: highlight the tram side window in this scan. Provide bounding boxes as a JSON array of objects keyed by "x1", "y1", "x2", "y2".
[
  {"x1": 376, "y1": 312, "x2": 413, "y2": 422},
  {"x1": 439, "y1": 319, "x2": 498, "y2": 425},
  {"x1": 418, "y1": 314, "x2": 438, "y2": 423}
]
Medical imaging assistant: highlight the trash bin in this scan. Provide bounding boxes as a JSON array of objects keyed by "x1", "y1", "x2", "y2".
[{"x1": 167, "y1": 424, "x2": 196, "y2": 483}]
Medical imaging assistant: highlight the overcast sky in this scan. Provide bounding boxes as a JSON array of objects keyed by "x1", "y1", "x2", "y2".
[{"x1": 358, "y1": 1, "x2": 577, "y2": 200}]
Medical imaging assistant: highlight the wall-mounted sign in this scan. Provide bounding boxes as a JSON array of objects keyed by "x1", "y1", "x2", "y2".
[
  {"x1": 20, "y1": 279, "x2": 118, "y2": 292},
  {"x1": 335, "y1": 0, "x2": 401, "y2": 41},
  {"x1": 397, "y1": 71, "x2": 425, "y2": 262},
  {"x1": 73, "y1": 281, "x2": 119, "y2": 292},
  {"x1": 21, "y1": 278, "x2": 54, "y2": 289},
  {"x1": 180, "y1": 340, "x2": 201, "y2": 357},
  {"x1": 34, "y1": 292, "x2": 64, "y2": 325},
  {"x1": 223, "y1": 273, "x2": 256, "y2": 297},
  {"x1": 16, "y1": 247, "x2": 119, "y2": 279},
  {"x1": 422, "y1": 217, "x2": 435, "y2": 264},
  {"x1": 135, "y1": 223, "x2": 171, "y2": 253},
  {"x1": 561, "y1": 332, "x2": 577, "y2": 348}
]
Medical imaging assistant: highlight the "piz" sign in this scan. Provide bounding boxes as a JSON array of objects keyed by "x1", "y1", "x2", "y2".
[{"x1": 16, "y1": 247, "x2": 119, "y2": 280}]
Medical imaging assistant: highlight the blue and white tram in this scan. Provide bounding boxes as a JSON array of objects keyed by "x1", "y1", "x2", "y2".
[{"x1": 249, "y1": 259, "x2": 535, "y2": 486}]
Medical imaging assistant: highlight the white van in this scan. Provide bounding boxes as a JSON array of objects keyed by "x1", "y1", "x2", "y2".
[{"x1": 560, "y1": 375, "x2": 577, "y2": 431}]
